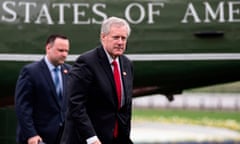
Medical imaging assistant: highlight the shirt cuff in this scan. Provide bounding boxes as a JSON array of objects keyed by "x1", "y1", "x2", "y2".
[{"x1": 86, "y1": 136, "x2": 98, "y2": 144}]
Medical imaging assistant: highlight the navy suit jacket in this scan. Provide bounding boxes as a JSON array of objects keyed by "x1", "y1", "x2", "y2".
[
  {"x1": 60, "y1": 46, "x2": 134, "y2": 144},
  {"x1": 15, "y1": 58, "x2": 71, "y2": 144}
]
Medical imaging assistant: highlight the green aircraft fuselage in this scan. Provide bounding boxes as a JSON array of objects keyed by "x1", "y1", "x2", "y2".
[{"x1": 1, "y1": 0, "x2": 240, "y2": 106}]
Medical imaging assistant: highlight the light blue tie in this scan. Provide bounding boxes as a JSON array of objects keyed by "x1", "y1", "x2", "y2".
[{"x1": 53, "y1": 67, "x2": 62, "y2": 100}]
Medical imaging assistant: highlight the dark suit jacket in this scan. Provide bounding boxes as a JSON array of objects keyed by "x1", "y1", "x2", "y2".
[
  {"x1": 60, "y1": 46, "x2": 134, "y2": 144},
  {"x1": 15, "y1": 58, "x2": 71, "y2": 144}
]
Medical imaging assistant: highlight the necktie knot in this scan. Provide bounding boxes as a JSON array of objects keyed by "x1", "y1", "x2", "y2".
[
  {"x1": 54, "y1": 67, "x2": 59, "y2": 71},
  {"x1": 112, "y1": 60, "x2": 117, "y2": 67},
  {"x1": 53, "y1": 67, "x2": 59, "y2": 75}
]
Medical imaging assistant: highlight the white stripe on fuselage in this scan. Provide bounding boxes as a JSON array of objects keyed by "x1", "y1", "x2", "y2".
[{"x1": 1, "y1": 53, "x2": 240, "y2": 61}]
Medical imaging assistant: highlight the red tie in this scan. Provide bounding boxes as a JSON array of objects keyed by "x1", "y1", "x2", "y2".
[
  {"x1": 112, "y1": 60, "x2": 122, "y2": 138},
  {"x1": 112, "y1": 60, "x2": 122, "y2": 108}
]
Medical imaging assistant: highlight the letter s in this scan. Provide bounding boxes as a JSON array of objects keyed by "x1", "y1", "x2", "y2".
[{"x1": 2, "y1": 1, "x2": 17, "y2": 22}]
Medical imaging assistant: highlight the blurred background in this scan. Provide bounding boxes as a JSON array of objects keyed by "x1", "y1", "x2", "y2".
[{"x1": 131, "y1": 82, "x2": 240, "y2": 144}]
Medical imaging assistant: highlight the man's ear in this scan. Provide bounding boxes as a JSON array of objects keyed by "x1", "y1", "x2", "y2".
[
  {"x1": 101, "y1": 33, "x2": 106, "y2": 41},
  {"x1": 46, "y1": 44, "x2": 50, "y2": 51}
]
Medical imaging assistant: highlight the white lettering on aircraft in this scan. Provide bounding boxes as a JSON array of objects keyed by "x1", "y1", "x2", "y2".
[
  {"x1": 0, "y1": 1, "x2": 240, "y2": 24},
  {"x1": 1, "y1": 1, "x2": 108, "y2": 24},
  {"x1": 181, "y1": 1, "x2": 240, "y2": 23},
  {"x1": 125, "y1": 2, "x2": 164, "y2": 24}
]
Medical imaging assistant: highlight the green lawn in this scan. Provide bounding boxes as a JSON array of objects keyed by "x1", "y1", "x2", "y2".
[{"x1": 132, "y1": 108, "x2": 240, "y2": 132}]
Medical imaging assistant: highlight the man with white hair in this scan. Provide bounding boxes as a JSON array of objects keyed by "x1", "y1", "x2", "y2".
[{"x1": 60, "y1": 16, "x2": 134, "y2": 144}]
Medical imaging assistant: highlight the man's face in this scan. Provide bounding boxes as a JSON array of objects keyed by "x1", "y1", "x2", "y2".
[
  {"x1": 46, "y1": 38, "x2": 69, "y2": 66},
  {"x1": 101, "y1": 25, "x2": 128, "y2": 59}
]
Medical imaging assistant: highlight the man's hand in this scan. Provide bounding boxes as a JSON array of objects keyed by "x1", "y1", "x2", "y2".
[
  {"x1": 27, "y1": 135, "x2": 42, "y2": 144},
  {"x1": 92, "y1": 139, "x2": 101, "y2": 144}
]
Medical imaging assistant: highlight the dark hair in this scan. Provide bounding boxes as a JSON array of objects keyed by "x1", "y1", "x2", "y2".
[{"x1": 45, "y1": 34, "x2": 68, "y2": 45}]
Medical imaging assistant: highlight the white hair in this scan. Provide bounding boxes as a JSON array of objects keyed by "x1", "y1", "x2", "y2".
[{"x1": 101, "y1": 16, "x2": 131, "y2": 37}]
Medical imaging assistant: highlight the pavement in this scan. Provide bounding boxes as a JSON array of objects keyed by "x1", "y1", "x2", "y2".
[
  {"x1": 131, "y1": 93, "x2": 240, "y2": 144},
  {"x1": 130, "y1": 121, "x2": 240, "y2": 144}
]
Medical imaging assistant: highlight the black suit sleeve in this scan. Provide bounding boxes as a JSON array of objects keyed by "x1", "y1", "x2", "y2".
[
  {"x1": 15, "y1": 66, "x2": 38, "y2": 141},
  {"x1": 67, "y1": 57, "x2": 96, "y2": 140}
]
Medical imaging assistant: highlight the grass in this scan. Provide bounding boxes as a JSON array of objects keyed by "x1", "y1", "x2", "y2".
[{"x1": 132, "y1": 108, "x2": 240, "y2": 132}]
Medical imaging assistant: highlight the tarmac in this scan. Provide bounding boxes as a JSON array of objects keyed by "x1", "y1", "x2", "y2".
[{"x1": 131, "y1": 93, "x2": 240, "y2": 144}]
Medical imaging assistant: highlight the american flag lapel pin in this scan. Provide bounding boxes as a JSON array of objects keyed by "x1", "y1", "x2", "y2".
[{"x1": 63, "y1": 69, "x2": 68, "y2": 74}]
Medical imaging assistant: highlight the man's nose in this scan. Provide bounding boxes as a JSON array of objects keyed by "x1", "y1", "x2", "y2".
[
  {"x1": 62, "y1": 51, "x2": 68, "y2": 57},
  {"x1": 117, "y1": 38, "x2": 125, "y2": 44}
]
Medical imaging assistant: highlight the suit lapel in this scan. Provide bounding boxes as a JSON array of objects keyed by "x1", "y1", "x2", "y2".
[
  {"x1": 119, "y1": 57, "x2": 128, "y2": 105},
  {"x1": 97, "y1": 46, "x2": 119, "y2": 107},
  {"x1": 97, "y1": 46, "x2": 116, "y2": 89},
  {"x1": 97, "y1": 46, "x2": 131, "y2": 107},
  {"x1": 61, "y1": 65, "x2": 69, "y2": 108},
  {"x1": 40, "y1": 59, "x2": 61, "y2": 108}
]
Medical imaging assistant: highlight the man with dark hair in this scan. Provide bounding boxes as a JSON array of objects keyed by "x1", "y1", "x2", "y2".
[{"x1": 15, "y1": 34, "x2": 71, "y2": 144}]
